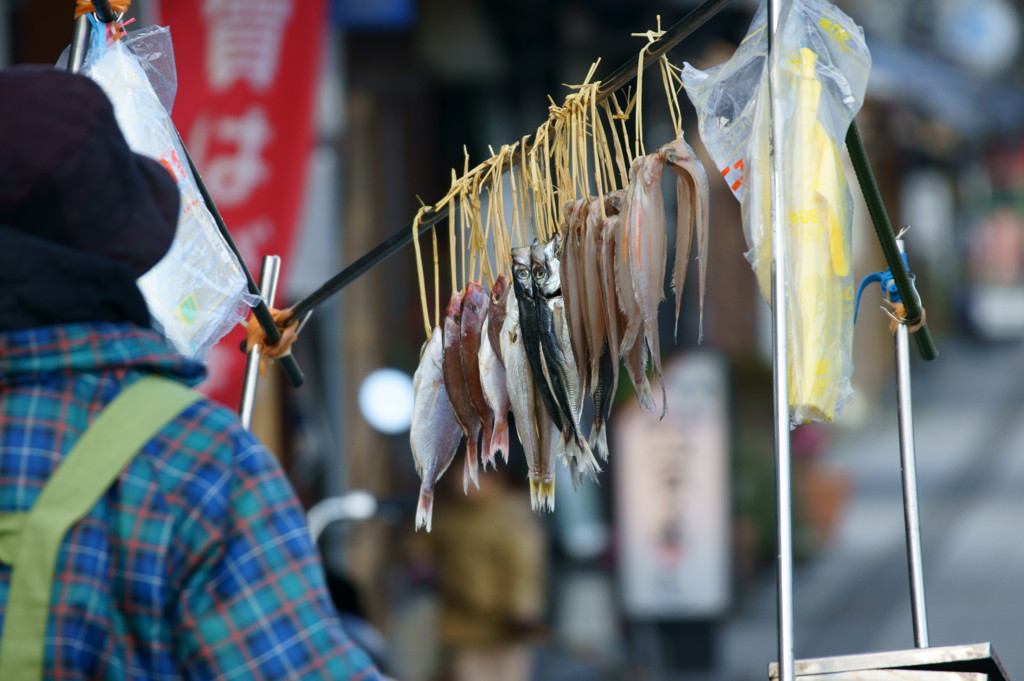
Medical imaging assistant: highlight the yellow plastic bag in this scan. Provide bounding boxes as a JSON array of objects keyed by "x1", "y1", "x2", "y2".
[{"x1": 682, "y1": 0, "x2": 870, "y2": 424}]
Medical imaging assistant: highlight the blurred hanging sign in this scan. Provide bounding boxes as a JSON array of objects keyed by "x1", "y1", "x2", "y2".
[
  {"x1": 157, "y1": 0, "x2": 326, "y2": 407},
  {"x1": 332, "y1": 0, "x2": 416, "y2": 30},
  {"x1": 615, "y1": 352, "x2": 731, "y2": 618}
]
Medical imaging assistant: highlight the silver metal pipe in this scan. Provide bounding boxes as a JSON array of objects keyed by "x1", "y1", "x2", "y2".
[
  {"x1": 767, "y1": 0, "x2": 795, "y2": 680},
  {"x1": 67, "y1": 15, "x2": 90, "y2": 74},
  {"x1": 239, "y1": 256, "x2": 281, "y2": 429},
  {"x1": 894, "y1": 238, "x2": 929, "y2": 648},
  {"x1": 306, "y1": 491, "x2": 378, "y2": 543}
]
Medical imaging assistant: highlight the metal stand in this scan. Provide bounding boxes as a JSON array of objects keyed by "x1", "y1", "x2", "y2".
[
  {"x1": 769, "y1": 644, "x2": 1011, "y2": 681},
  {"x1": 765, "y1": 2, "x2": 795, "y2": 681},
  {"x1": 892, "y1": 238, "x2": 929, "y2": 649},
  {"x1": 240, "y1": 255, "x2": 282, "y2": 429},
  {"x1": 770, "y1": 245, "x2": 1011, "y2": 681}
]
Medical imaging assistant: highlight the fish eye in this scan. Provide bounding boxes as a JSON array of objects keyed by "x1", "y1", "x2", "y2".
[
  {"x1": 533, "y1": 267, "x2": 546, "y2": 280},
  {"x1": 515, "y1": 268, "x2": 529, "y2": 280}
]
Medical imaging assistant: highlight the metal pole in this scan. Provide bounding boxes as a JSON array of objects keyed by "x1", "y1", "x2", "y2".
[
  {"x1": 766, "y1": 1, "x2": 795, "y2": 680},
  {"x1": 67, "y1": 15, "x2": 90, "y2": 74},
  {"x1": 68, "y1": 1, "x2": 118, "y2": 75},
  {"x1": 240, "y1": 256, "x2": 282, "y2": 429},
  {"x1": 894, "y1": 238, "x2": 929, "y2": 648}
]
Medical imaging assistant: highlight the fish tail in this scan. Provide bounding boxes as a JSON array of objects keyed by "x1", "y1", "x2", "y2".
[
  {"x1": 589, "y1": 419, "x2": 609, "y2": 461},
  {"x1": 481, "y1": 421, "x2": 495, "y2": 470},
  {"x1": 637, "y1": 383, "x2": 656, "y2": 412},
  {"x1": 529, "y1": 477, "x2": 542, "y2": 511},
  {"x1": 463, "y1": 437, "x2": 481, "y2": 493},
  {"x1": 567, "y1": 436, "x2": 602, "y2": 486},
  {"x1": 491, "y1": 417, "x2": 510, "y2": 464},
  {"x1": 415, "y1": 485, "x2": 435, "y2": 533},
  {"x1": 541, "y1": 478, "x2": 556, "y2": 513}
]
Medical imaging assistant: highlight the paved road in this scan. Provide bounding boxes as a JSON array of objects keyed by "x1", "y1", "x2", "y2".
[{"x1": 719, "y1": 338, "x2": 1024, "y2": 681}]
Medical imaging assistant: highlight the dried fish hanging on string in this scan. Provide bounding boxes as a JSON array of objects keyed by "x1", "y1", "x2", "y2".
[{"x1": 408, "y1": 26, "x2": 712, "y2": 529}]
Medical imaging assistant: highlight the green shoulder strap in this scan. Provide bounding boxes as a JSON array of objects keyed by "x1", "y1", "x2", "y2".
[{"x1": 0, "y1": 375, "x2": 203, "y2": 681}]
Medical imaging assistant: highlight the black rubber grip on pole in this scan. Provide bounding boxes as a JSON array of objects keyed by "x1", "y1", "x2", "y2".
[
  {"x1": 277, "y1": 353, "x2": 305, "y2": 387},
  {"x1": 845, "y1": 122, "x2": 938, "y2": 361}
]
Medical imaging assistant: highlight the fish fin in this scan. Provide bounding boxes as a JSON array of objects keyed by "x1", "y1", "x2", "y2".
[
  {"x1": 481, "y1": 422, "x2": 495, "y2": 470},
  {"x1": 491, "y1": 417, "x2": 510, "y2": 465},
  {"x1": 467, "y1": 436, "x2": 481, "y2": 490},
  {"x1": 415, "y1": 486, "x2": 434, "y2": 532},
  {"x1": 636, "y1": 377, "x2": 655, "y2": 412},
  {"x1": 541, "y1": 478, "x2": 556, "y2": 513},
  {"x1": 646, "y1": 328, "x2": 669, "y2": 420},
  {"x1": 566, "y1": 437, "x2": 602, "y2": 486},
  {"x1": 529, "y1": 477, "x2": 542, "y2": 512},
  {"x1": 589, "y1": 420, "x2": 609, "y2": 461},
  {"x1": 618, "y1": 320, "x2": 641, "y2": 357},
  {"x1": 462, "y1": 434, "x2": 481, "y2": 493}
]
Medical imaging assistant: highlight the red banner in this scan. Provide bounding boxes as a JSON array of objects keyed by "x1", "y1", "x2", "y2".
[{"x1": 157, "y1": 0, "x2": 325, "y2": 408}]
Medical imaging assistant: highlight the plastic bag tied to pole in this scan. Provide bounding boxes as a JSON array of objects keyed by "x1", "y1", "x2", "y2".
[
  {"x1": 681, "y1": 0, "x2": 870, "y2": 425},
  {"x1": 78, "y1": 19, "x2": 257, "y2": 359}
]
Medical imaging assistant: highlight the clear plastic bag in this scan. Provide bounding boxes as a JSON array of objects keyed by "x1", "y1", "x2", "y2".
[
  {"x1": 78, "y1": 19, "x2": 256, "y2": 359},
  {"x1": 681, "y1": 0, "x2": 871, "y2": 424}
]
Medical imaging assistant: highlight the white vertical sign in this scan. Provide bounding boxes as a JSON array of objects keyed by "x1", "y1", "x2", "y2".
[{"x1": 615, "y1": 351, "x2": 731, "y2": 618}]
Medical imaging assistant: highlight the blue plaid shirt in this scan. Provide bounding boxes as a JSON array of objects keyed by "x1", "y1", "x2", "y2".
[{"x1": 0, "y1": 322, "x2": 380, "y2": 680}]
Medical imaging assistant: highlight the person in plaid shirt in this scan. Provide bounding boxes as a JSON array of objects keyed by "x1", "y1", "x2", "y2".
[{"x1": 0, "y1": 66, "x2": 381, "y2": 680}]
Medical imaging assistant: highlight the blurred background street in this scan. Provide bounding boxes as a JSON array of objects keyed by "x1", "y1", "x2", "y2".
[{"x1": 6, "y1": 0, "x2": 1024, "y2": 679}]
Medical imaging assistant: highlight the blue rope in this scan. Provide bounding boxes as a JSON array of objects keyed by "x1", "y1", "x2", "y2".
[{"x1": 854, "y1": 252, "x2": 911, "y2": 324}]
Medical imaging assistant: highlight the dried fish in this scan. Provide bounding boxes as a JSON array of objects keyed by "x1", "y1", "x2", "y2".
[
  {"x1": 598, "y1": 211, "x2": 623, "y2": 390},
  {"x1": 411, "y1": 327, "x2": 464, "y2": 532},
  {"x1": 459, "y1": 280, "x2": 496, "y2": 468},
  {"x1": 534, "y1": 391, "x2": 558, "y2": 512},
  {"x1": 614, "y1": 157, "x2": 646, "y2": 356},
  {"x1": 441, "y1": 290, "x2": 482, "y2": 492},
  {"x1": 550, "y1": 292, "x2": 600, "y2": 484},
  {"x1": 511, "y1": 246, "x2": 565, "y2": 437},
  {"x1": 581, "y1": 197, "x2": 608, "y2": 392},
  {"x1": 480, "y1": 309, "x2": 511, "y2": 464},
  {"x1": 623, "y1": 329, "x2": 655, "y2": 412},
  {"x1": 627, "y1": 154, "x2": 668, "y2": 418},
  {"x1": 530, "y1": 241, "x2": 579, "y2": 440},
  {"x1": 658, "y1": 132, "x2": 710, "y2": 342},
  {"x1": 559, "y1": 199, "x2": 590, "y2": 393},
  {"x1": 486, "y1": 274, "x2": 510, "y2": 367},
  {"x1": 500, "y1": 282, "x2": 543, "y2": 508},
  {"x1": 589, "y1": 345, "x2": 615, "y2": 460}
]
